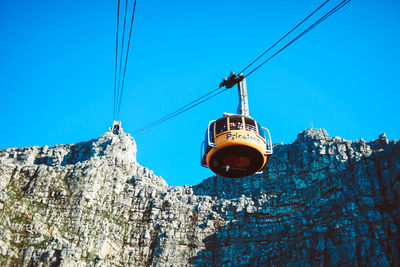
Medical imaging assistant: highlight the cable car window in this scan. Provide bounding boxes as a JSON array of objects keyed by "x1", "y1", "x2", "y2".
[
  {"x1": 229, "y1": 116, "x2": 243, "y2": 130},
  {"x1": 215, "y1": 117, "x2": 227, "y2": 135},
  {"x1": 209, "y1": 122, "x2": 215, "y2": 143},
  {"x1": 244, "y1": 118, "x2": 257, "y2": 133},
  {"x1": 257, "y1": 122, "x2": 265, "y2": 139}
]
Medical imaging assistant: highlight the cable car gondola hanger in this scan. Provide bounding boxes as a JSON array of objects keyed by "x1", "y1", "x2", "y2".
[{"x1": 200, "y1": 72, "x2": 273, "y2": 178}]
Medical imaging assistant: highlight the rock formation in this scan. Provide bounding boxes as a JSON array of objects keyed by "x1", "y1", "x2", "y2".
[{"x1": 0, "y1": 128, "x2": 399, "y2": 266}]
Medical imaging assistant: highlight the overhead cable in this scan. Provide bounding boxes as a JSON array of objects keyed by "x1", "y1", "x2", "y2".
[
  {"x1": 240, "y1": 0, "x2": 331, "y2": 74},
  {"x1": 245, "y1": 0, "x2": 351, "y2": 77},
  {"x1": 136, "y1": 0, "x2": 351, "y2": 132},
  {"x1": 134, "y1": 86, "x2": 227, "y2": 132},
  {"x1": 113, "y1": 0, "x2": 121, "y2": 119},
  {"x1": 116, "y1": 0, "x2": 130, "y2": 118},
  {"x1": 117, "y1": 0, "x2": 138, "y2": 120}
]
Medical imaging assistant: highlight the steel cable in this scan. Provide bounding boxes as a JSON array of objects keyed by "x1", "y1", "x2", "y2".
[
  {"x1": 113, "y1": 0, "x2": 121, "y2": 119},
  {"x1": 245, "y1": 0, "x2": 351, "y2": 77},
  {"x1": 134, "y1": 86, "x2": 227, "y2": 132},
  {"x1": 117, "y1": 0, "x2": 137, "y2": 120},
  {"x1": 240, "y1": 0, "x2": 331, "y2": 74},
  {"x1": 116, "y1": 0, "x2": 130, "y2": 119},
  {"x1": 135, "y1": 0, "x2": 351, "y2": 132}
]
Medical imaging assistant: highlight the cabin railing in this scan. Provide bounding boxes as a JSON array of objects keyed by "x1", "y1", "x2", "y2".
[{"x1": 263, "y1": 127, "x2": 273, "y2": 155}]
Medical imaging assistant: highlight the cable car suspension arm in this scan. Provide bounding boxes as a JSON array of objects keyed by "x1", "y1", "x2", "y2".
[{"x1": 219, "y1": 72, "x2": 249, "y2": 116}]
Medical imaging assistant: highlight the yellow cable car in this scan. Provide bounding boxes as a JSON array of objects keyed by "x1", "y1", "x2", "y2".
[{"x1": 200, "y1": 72, "x2": 273, "y2": 178}]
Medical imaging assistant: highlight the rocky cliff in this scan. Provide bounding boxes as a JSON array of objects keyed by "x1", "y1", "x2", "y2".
[{"x1": 0, "y1": 128, "x2": 399, "y2": 266}]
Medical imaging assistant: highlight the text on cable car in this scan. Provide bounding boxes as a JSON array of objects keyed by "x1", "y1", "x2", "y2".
[{"x1": 226, "y1": 133, "x2": 263, "y2": 144}]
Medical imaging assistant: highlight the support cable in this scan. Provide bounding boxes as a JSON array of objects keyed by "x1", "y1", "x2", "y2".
[
  {"x1": 117, "y1": 0, "x2": 137, "y2": 120},
  {"x1": 240, "y1": 0, "x2": 331, "y2": 74},
  {"x1": 135, "y1": 0, "x2": 351, "y2": 132},
  {"x1": 245, "y1": 0, "x2": 350, "y2": 77},
  {"x1": 116, "y1": 0, "x2": 130, "y2": 118},
  {"x1": 134, "y1": 86, "x2": 227, "y2": 132},
  {"x1": 113, "y1": 0, "x2": 121, "y2": 120}
]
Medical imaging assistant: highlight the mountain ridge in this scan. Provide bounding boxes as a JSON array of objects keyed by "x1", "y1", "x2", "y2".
[{"x1": 0, "y1": 128, "x2": 399, "y2": 266}]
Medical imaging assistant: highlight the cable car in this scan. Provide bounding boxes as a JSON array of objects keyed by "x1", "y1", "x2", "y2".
[{"x1": 200, "y1": 72, "x2": 273, "y2": 178}]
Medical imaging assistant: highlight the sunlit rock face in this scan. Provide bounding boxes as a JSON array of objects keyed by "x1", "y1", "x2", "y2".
[{"x1": 0, "y1": 128, "x2": 399, "y2": 266}]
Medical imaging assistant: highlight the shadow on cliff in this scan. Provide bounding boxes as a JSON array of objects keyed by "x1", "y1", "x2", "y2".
[
  {"x1": 34, "y1": 139, "x2": 112, "y2": 166},
  {"x1": 61, "y1": 139, "x2": 112, "y2": 165}
]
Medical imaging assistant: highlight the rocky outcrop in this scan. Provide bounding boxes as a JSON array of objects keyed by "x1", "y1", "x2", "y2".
[{"x1": 0, "y1": 128, "x2": 399, "y2": 266}]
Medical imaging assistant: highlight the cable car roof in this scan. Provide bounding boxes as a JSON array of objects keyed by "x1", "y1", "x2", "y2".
[{"x1": 223, "y1": 112, "x2": 253, "y2": 119}]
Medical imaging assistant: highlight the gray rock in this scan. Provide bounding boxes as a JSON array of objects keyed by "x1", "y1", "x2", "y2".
[{"x1": 0, "y1": 128, "x2": 399, "y2": 266}]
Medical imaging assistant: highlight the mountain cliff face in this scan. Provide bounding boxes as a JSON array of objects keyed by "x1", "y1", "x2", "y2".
[{"x1": 0, "y1": 128, "x2": 399, "y2": 266}]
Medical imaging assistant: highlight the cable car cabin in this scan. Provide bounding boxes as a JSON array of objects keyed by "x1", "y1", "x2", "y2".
[{"x1": 201, "y1": 113, "x2": 273, "y2": 178}]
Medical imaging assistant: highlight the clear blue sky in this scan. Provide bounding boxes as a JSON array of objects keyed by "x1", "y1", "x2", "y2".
[{"x1": 1, "y1": 0, "x2": 399, "y2": 186}]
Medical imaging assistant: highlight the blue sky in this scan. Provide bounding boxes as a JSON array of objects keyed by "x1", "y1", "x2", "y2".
[{"x1": 1, "y1": 0, "x2": 399, "y2": 186}]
